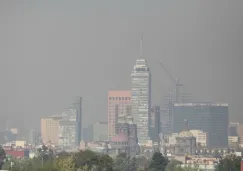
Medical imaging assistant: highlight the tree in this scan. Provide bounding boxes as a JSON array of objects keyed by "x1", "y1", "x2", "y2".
[
  {"x1": 135, "y1": 156, "x2": 149, "y2": 170},
  {"x1": 215, "y1": 154, "x2": 241, "y2": 171},
  {"x1": 0, "y1": 146, "x2": 5, "y2": 170},
  {"x1": 165, "y1": 159, "x2": 183, "y2": 171},
  {"x1": 55, "y1": 155, "x2": 76, "y2": 171},
  {"x1": 148, "y1": 152, "x2": 169, "y2": 171}
]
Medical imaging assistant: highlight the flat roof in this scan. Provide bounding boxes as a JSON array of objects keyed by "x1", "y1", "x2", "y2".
[{"x1": 174, "y1": 103, "x2": 228, "y2": 107}]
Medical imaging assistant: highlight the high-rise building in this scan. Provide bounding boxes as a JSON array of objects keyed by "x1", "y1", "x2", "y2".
[
  {"x1": 58, "y1": 108, "x2": 77, "y2": 149},
  {"x1": 108, "y1": 91, "x2": 131, "y2": 139},
  {"x1": 73, "y1": 97, "x2": 82, "y2": 146},
  {"x1": 41, "y1": 115, "x2": 62, "y2": 145},
  {"x1": 149, "y1": 106, "x2": 160, "y2": 142},
  {"x1": 173, "y1": 103, "x2": 228, "y2": 147},
  {"x1": 131, "y1": 58, "x2": 151, "y2": 144},
  {"x1": 93, "y1": 122, "x2": 108, "y2": 141},
  {"x1": 29, "y1": 129, "x2": 38, "y2": 146}
]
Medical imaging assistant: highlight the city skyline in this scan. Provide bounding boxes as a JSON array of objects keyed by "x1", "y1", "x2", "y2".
[{"x1": 0, "y1": 1, "x2": 243, "y2": 133}]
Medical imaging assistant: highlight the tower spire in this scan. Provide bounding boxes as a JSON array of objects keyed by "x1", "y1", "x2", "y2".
[{"x1": 139, "y1": 32, "x2": 143, "y2": 59}]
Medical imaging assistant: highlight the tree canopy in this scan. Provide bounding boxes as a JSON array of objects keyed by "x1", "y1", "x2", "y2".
[{"x1": 1, "y1": 150, "x2": 241, "y2": 171}]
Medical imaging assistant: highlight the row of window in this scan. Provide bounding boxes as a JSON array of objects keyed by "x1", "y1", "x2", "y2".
[{"x1": 109, "y1": 97, "x2": 131, "y2": 100}]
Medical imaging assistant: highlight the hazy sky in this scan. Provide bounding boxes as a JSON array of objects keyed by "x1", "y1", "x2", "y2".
[{"x1": 0, "y1": 0, "x2": 243, "y2": 132}]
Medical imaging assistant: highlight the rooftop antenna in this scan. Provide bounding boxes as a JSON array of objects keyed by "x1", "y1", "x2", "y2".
[{"x1": 139, "y1": 32, "x2": 143, "y2": 59}]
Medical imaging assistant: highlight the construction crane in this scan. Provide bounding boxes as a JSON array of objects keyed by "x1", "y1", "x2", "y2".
[{"x1": 159, "y1": 60, "x2": 183, "y2": 102}]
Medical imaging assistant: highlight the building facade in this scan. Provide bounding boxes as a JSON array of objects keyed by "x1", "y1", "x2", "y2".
[
  {"x1": 108, "y1": 91, "x2": 131, "y2": 139},
  {"x1": 173, "y1": 103, "x2": 228, "y2": 148},
  {"x1": 239, "y1": 124, "x2": 243, "y2": 148},
  {"x1": 131, "y1": 58, "x2": 151, "y2": 144},
  {"x1": 149, "y1": 106, "x2": 160, "y2": 142},
  {"x1": 93, "y1": 122, "x2": 108, "y2": 141},
  {"x1": 41, "y1": 115, "x2": 62, "y2": 145},
  {"x1": 28, "y1": 129, "x2": 38, "y2": 146},
  {"x1": 228, "y1": 122, "x2": 240, "y2": 136},
  {"x1": 73, "y1": 97, "x2": 82, "y2": 146},
  {"x1": 58, "y1": 108, "x2": 77, "y2": 148},
  {"x1": 228, "y1": 136, "x2": 239, "y2": 148},
  {"x1": 190, "y1": 130, "x2": 208, "y2": 147}
]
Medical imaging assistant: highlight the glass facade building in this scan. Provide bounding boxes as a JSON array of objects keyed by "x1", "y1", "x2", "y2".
[
  {"x1": 173, "y1": 103, "x2": 228, "y2": 147},
  {"x1": 131, "y1": 58, "x2": 151, "y2": 144}
]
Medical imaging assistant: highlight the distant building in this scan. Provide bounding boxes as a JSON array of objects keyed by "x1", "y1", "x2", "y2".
[
  {"x1": 115, "y1": 123, "x2": 137, "y2": 143},
  {"x1": 58, "y1": 108, "x2": 77, "y2": 148},
  {"x1": 108, "y1": 91, "x2": 131, "y2": 139},
  {"x1": 111, "y1": 122, "x2": 138, "y2": 157},
  {"x1": 149, "y1": 106, "x2": 160, "y2": 142},
  {"x1": 173, "y1": 103, "x2": 228, "y2": 148},
  {"x1": 93, "y1": 122, "x2": 108, "y2": 141},
  {"x1": 228, "y1": 122, "x2": 240, "y2": 136},
  {"x1": 41, "y1": 115, "x2": 62, "y2": 145},
  {"x1": 190, "y1": 130, "x2": 208, "y2": 147},
  {"x1": 239, "y1": 124, "x2": 243, "y2": 148},
  {"x1": 83, "y1": 124, "x2": 94, "y2": 142},
  {"x1": 174, "y1": 120, "x2": 196, "y2": 156},
  {"x1": 168, "y1": 133, "x2": 179, "y2": 146},
  {"x1": 131, "y1": 58, "x2": 151, "y2": 145},
  {"x1": 10, "y1": 128, "x2": 18, "y2": 135},
  {"x1": 228, "y1": 136, "x2": 239, "y2": 148},
  {"x1": 73, "y1": 97, "x2": 82, "y2": 146},
  {"x1": 28, "y1": 129, "x2": 38, "y2": 146}
]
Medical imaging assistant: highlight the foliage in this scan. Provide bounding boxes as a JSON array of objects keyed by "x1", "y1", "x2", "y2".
[
  {"x1": 2, "y1": 150, "x2": 240, "y2": 171},
  {"x1": 215, "y1": 154, "x2": 241, "y2": 171},
  {"x1": 148, "y1": 152, "x2": 169, "y2": 171},
  {"x1": 113, "y1": 153, "x2": 137, "y2": 171}
]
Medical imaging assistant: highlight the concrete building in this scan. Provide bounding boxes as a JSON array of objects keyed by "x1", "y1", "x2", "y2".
[
  {"x1": 228, "y1": 122, "x2": 240, "y2": 136},
  {"x1": 173, "y1": 103, "x2": 228, "y2": 148},
  {"x1": 58, "y1": 108, "x2": 77, "y2": 148},
  {"x1": 228, "y1": 136, "x2": 239, "y2": 148},
  {"x1": 58, "y1": 120, "x2": 76, "y2": 148},
  {"x1": 73, "y1": 97, "x2": 82, "y2": 146},
  {"x1": 108, "y1": 90, "x2": 131, "y2": 139},
  {"x1": 115, "y1": 123, "x2": 137, "y2": 143},
  {"x1": 190, "y1": 130, "x2": 208, "y2": 147},
  {"x1": 131, "y1": 58, "x2": 151, "y2": 145},
  {"x1": 111, "y1": 123, "x2": 138, "y2": 157},
  {"x1": 41, "y1": 115, "x2": 62, "y2": 145},
  {"x1": 174, "y1": 120, "x2": 196, "y2": 156},
  {"x1": 239, "y1": 124, "x2": 243, "y2": 148},
  {"x1": 168, "y1": 133, "x2": 179, "y2": 146},
  {"x1": 149, "y1": 106, "x2": 160, "y2": 142},
  {"x1": 93, "y1": 122, "x2": 108, "y2": 141}
]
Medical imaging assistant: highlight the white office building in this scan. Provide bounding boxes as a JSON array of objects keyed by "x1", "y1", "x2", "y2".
[{"x1": 131, "y1": 58, "x2": 151, "y2": 144}]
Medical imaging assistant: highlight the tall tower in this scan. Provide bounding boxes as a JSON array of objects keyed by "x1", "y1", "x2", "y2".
[
  {"x1": 73, "y1": 97, "x2": 82, "y2": 146},
  {"x1": 131, "y1": 38, "x2": 151, "y2": 144}
]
